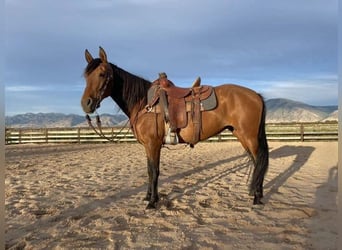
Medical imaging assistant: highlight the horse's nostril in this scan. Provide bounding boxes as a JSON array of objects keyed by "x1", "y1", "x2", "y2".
[{"x1": 86, "y1": 98, "x2": 93, "y2": 107}]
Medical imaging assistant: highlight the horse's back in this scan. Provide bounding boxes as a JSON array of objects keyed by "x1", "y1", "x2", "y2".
[
  {"x1": 213, "y1": 84, "x2": 264, "y2": 115},
  {"x1": 215, "y1": 84, "x2": 262, "y2": 102}
]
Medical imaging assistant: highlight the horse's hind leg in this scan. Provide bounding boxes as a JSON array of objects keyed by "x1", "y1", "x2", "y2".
[
  {"x1": 234, "y1": 130, "x2": 268, "y2": 205},
  {"x1": 253, "y1": 137, "x2": 268, "y2": 205}
]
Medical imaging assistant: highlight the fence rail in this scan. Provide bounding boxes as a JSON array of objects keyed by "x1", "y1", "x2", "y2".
[{"x1": 5, "y1": 122, "x2": 338, "y2": 145}]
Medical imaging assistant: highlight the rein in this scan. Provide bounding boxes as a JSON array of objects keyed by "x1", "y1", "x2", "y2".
[{"x1": 86, "y1": 113, "x2": 131, "y2": 142}]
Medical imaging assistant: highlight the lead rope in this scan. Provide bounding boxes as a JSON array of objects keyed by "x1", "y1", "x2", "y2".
[{"x1": 86, "y1": 112, "x2": 131, "y2": 142}]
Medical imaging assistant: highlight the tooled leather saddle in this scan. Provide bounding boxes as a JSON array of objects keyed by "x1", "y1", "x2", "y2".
[{"x1": 147, "y1": 73, "x2": 217, "y2": 145}]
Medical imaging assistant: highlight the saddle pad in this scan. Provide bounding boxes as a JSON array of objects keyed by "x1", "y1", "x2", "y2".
[
  {"x1": 201, "y1": 88, "x2": 217, "y2": 110},
  {"x1": 147, "y1": 85, "x2": 159, "y2": 104}
]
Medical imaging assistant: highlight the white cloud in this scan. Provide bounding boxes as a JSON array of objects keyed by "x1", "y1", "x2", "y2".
[
  {"x1": 259, "y1": 77, "x2": 338, "y2": 105},
  {"x1": 5, "y1": 83, "x2": 84, "y2": 93},
  {"x1": 5, "y1": 85, "x2": 47, "y2": 92}
]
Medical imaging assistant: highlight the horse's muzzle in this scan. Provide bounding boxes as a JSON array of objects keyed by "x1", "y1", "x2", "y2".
[{"x1": 81, "y1": 97, "x2": 100, "y2": 114}]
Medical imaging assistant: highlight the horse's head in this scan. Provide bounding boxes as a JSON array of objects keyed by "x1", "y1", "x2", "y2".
[{"x1": 81, "y1": 47, "x2": 113, "y2": 114}]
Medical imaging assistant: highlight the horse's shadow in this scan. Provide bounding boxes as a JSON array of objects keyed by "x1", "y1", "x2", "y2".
[
  {"x1": 262, "y1": 145, "x2": 315, "y2": 203},
  {"x1": 157, "y1": 152, "x2": 251, "y2": 208},
  {"x1": 309, "y1": 165, "x2": 338, "y2": 248},
  {"x1": 158, "y1": 145, "x2": 315, "y2": 207}
]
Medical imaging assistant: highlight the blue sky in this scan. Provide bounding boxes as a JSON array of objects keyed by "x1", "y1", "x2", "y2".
[{"x1": 4, "y1": 0, "x2": 338, "y2": 116}]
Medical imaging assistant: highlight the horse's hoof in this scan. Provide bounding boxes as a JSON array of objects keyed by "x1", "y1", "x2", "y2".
[
  {"x1": 253, "y1": 197, "x2": 264, "y2": 205},
  {"x1": 146, "y1": 203, "x2": 157, "y2": 209}
]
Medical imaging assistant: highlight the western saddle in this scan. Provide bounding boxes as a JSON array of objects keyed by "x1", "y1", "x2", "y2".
[{"x1": 147, "y1": 72, "x2": 217, "y2": 146}]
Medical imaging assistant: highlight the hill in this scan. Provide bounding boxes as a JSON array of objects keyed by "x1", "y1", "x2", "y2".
[
  {"x1": 265, "y1": 98, "x2": 338, "y2": 123},
  {"x1": 5, "y1": 99, "x2": 338, "y2": 128},
  {"x1": 5, "y1": 113, "x2": 128, "y2": 128}
]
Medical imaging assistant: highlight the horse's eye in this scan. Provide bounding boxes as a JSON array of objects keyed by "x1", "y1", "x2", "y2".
[{"x1": 99, "y1": 73, "x2": 105, "y2": 78}]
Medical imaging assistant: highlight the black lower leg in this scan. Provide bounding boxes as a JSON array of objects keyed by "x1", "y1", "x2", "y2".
[
  {"x1": 253, "y1": 192, "x2": 263, "y2": 205},
  {"x1": 146, "y1": 159, "x2": 160, "y2": 209},
  {"x1": 253, "y1": 180, "x2": 264, "y2": 205},
  {"x1": 145, "y1": 161, "x2": 153, "y2": 201}
]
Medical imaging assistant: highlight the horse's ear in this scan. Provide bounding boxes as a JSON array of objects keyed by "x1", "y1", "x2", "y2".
[
  {"x1": 99, "y1": 46, "x2": 108, "y2": 63},
  {"x1": 85, "y1": 49, "x2": 93, "y2": 63}
]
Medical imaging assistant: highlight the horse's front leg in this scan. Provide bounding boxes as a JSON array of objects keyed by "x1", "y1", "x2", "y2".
[
  {"x1": 144, "y1": 162, "x2": 152, "y2": 202},
  {"x1": 146, "y1": 157, "x2": 160, "y2": 209},
  {"x1": 144, "y1": 145, "x2": 161, "y2": 209}
]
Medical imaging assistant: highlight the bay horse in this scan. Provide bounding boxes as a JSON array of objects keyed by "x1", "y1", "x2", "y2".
[{"x1": 81, "y1": 47, "x2": 269, "y2": 209}]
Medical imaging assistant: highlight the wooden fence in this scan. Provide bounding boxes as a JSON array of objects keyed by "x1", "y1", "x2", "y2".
[{"x1": 5, "y1": 122, "x2": 338, "y2": 145}]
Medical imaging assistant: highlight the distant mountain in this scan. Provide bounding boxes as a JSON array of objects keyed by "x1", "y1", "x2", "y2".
[
  {"x1": 5, "y1": 113, "x2": 128, "y2": 128},
  {"x1": 321, "y1": 110, "x2": 338, "y2": 122},
  {"x1": 5, "y1": 99, "x2": 338, "y2": 128},
  {"x1": 265, "y1": 98, "x2": 338, "y2": 123}
]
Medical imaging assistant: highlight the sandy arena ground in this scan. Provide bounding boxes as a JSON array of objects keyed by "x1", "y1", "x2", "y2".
[{"x1": 5, "y1": 141, "x2": 338, "y2": 249}]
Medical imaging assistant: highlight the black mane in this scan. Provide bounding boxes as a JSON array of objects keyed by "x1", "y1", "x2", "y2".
[{"x1": 111, "y1": 64, "x2": 151, "y2": 112}]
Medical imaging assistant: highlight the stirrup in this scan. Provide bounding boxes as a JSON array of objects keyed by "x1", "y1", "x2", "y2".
[{"x1": 164, "y1": 127, "x2": 179, "y2": 145}]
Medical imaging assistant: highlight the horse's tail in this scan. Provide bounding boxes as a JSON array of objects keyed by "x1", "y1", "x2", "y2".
[{"x1": 250, "y1": 95, "x2": 269, "y2": 198}]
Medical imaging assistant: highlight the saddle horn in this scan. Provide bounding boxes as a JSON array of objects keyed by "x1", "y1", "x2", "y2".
[{"x1": 191, "y1": 77, "x2": 201, "y2": 88}]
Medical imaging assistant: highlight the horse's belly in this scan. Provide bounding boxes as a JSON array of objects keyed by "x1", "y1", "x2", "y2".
[{"x1": 178, "y1": 111, "x2": 227, "y2": 143}]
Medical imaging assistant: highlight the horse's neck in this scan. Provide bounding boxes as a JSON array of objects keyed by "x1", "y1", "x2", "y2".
[
  {"x1": 110, "y1": 65, "x2": 150, "y2": 118},
  {"x1": 110, "y1": 95, "x2": 130, "y2": 117},
  {"x1": 110, "y1": 96, "x2": 145, "y2": 120}
]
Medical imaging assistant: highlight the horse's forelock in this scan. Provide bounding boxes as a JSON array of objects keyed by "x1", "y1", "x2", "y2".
[{"x1": 84, "y1": 58, "x2": 102, "y2": 76}]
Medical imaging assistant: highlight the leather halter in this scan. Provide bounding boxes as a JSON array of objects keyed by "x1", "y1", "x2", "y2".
[{"x1": 94, "y1": 64, "x2": 114, "y2": 109}]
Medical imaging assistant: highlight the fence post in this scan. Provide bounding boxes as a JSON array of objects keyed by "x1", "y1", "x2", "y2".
[
  {"x1": 300, "y1": 124, "x2": 304, "y2": 142},
  {"x1": 45, "y1": 128, "x2": 48, "y2": 143},
  {"x1": 18, "y1": 129, "x2": 22, "y2": 144},
  {"x1": 77, "y1": 128, "x2": 81, "y2": 144},
  {"x1": 5, "y1": 128, "x2": 8, "y2": 144},
  {"x1": 5, "y1": 128, "x2": 9, "y2": 144}
]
